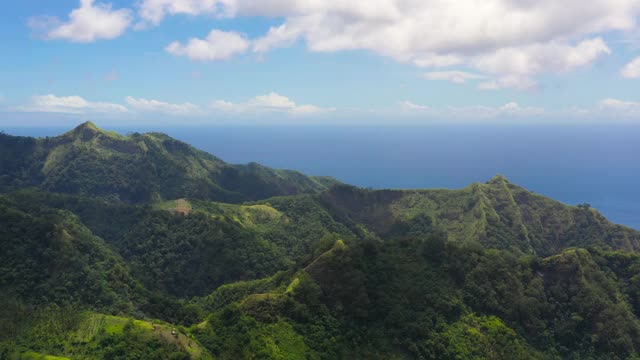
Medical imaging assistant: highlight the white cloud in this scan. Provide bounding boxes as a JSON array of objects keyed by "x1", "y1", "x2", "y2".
[
  {"x1": 247, "y1": 92, "x2": 296, "y2": 109},
  {"x1": 443, "y1": 102, "x2": 545, "y2": 118},
  {"x1": 125, "y1": 96, "x2": 202, "y2": 115},
  {"x1": 599, "y1": 98, "x2": 640, "y2": 116},
  {"x1": 500, "y1": 102, "x2": 521, "y2": 111},
  {"x1": 584, "y1": 98, "x2": 640, "y2": 119},
  {"x1": 400, "y1": 100, "x2": 428, "y2": 111},
  {"x1": 14, "y1": 93, "x2": 328, "y2": 118},
  {"x1": 29, "y1": 0, "x2": 132, "y2": 43},
  {"x1": 212, "y1": 92, "x2": 334, "y2": 115},
  {"x1": 477, "y1": 75, "x2": 539, "y2": 91},
  {"x1": 165, "y1": 30, "x2": 250, "y2": 61},
  {"x1": 422, "y1": 71, "x2": 485, "y2": 84},
  {"x1": 396, "y1": 99, "x2": 640, "y2": 121},
  {"x1": 413, "y1": 54, "x2": 463, "y2": 68},
  {"x1": 395, "y1": 100, "x2": 544, "y2": 119},
  {"x1": 18, "y1": 94, "x2": 129, "y2": 114},
  {"x1": 499, "y1": 102, "x2": 545, "y2": 115},
  {"x1": 290, "y1": 104, "x2": 327, "y2": 115},
  {"x1": 137, "y1": 0, "x2": 235, "y2": 26},
  {"x1": 211, "y1": 100, "x2": 236, "y2": 111},
  {"x1": 147, "y1": 0, "x2": 635, "y2": 88},
  {"x1": 252, "y1": 23, "x2": 302, "y2": 53},
  {"x1": 473, "y1": 38, "x2": 611, "y2": 75},
  {"x1": 600, "y1": 98, "x2": 635, "y2": 109},
  {"x1": 12, "y1": 94, "x2": 640, "y2": 123},
  {"x1": 621, "y1": 57, "x2": 640, "y2": 79},
  {"x1": 473, "y1": 38, "x2": 611, "y2": 89}
]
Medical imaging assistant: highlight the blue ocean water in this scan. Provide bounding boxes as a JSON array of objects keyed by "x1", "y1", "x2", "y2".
[{"x1": 4, "y1": 125, "x2": 640, "y2": 229}]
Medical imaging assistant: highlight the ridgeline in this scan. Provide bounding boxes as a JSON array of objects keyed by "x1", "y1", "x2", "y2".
[{"x1": 2, "y1": 123, "x2": 640, "y2": 359}]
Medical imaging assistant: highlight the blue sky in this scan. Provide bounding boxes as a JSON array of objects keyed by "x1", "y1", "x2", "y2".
[{"x1": 1, "y1": 0, "x2": 640, "y2": 126}]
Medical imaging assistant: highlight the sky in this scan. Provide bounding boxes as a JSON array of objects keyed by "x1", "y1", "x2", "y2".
[{"x1": 2, "y1": 0, "x2": 640, "y2": 126}]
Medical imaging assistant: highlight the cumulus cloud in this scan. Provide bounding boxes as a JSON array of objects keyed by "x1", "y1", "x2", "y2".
[
  {"x1": 31, "y1": 0, "x2": 637, "y2": 89},
  {"x1": 18, "y1": 94, "x2": 128, "y2": 114},
  {"x1": 585, "y1": 98, "x2": 640, "y2": 119},
  {"x1": 422, "y1": 71, "x2": 485, "y2": 84},
  {"x1": 431, "y1": 38, "x2": 612, "y2": 90},
  {"x1": 137, "y1": 0, "x2": 235, "y2": 26},
  {"x1": 442, "y1": 102, "x2": 545, "y2": 118},
  {"x1": 29, "y1": 0, "x2": 132, "y2": 43},
  {"x1": 400, "y1": 100, "x2": 429, "y2": 111},
  {"x1": 599, "y1": 98, "x2": 640, "y2": 116},
  {"x1": 148, "y1": 0, "x2": 635, "y2": 88},
  {"x1": 621, "y1": 57, "x2": 640, "y2": 79},
  {"x1": 252, "y1": 23, "x2": 302, "y2": 53},
  {"x1": 473, "y1": 38, "x2": 611, "y2": 89},
  {"x1": 473, "y1": 38, "x2": 611, "y2": 75},
  {"x1": 398, "y1": 99, "x2": 640, "y2": 120},
  {"x1": 477, "y1": 75, "x2": 538, "y2": 91},
  {"x1": 212, "y1": 92, "x2": 334, "y2": 115},
  {"x1": 165, "y1": 30, "x2": 250, "y2": 61},
  {"x1": 13, "y1": 94, "x2": 640, "y2": 122},
  {"x1": 397, "y1": 100, "x2": 544, "y2": 118},
  {"x1": 16, "y1": 93, "x2": 329, "y2": 118},
  {"x1": 248, "y1": 92, "x2": 297, "y2": 110},
  {"x1": 125, "y1": 96, "x2": 202, "y2": 115},
  {"x1": 499, "y1": 102, "x2": 545, "y2": 115}
]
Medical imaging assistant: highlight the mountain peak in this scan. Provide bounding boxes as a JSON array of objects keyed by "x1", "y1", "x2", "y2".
[
  {"x1": 4, "y1": 123, "x2": 337, "y2": 203},
  {"x1": 77, "y1": 121, "x2": 99, "y2": 131},
  {"x1": 63, "y1": 121, "x2": 121, "y2": 141},
  {"x1": 487, "y1": 174, "x2": 509, "y2": 184}
]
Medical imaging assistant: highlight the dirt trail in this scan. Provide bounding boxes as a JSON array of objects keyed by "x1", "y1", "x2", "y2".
[
  {"x1": 153, "y1": 324, "x2": 204, "y2": 358},
  {"x1": 174, "y1": 199, "x2": 192, "y2": 215}
]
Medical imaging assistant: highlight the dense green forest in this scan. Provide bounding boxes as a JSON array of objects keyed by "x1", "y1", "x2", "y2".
[
  {"x1": 0, "y1": 122, "x2": 338, "y2": 203},
  {"x1": 2, "y1": 123, "x2": 640, "y2": 359}
]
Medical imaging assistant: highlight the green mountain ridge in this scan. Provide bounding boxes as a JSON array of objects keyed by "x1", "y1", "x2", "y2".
[
  {"x1": 2, "y1": 122, "x2": 640, "y2": 359},
  {"x1": 318, "y1": 175, "x2": 640, "y2": 256},
  {"x1": 0, "y1": 121, "x2": 340, "y2": 203}
]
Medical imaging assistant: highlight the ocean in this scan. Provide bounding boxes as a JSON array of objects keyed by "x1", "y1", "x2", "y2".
[{"x1": 4, "y1": 124, "x2": 640, "y2": 230}]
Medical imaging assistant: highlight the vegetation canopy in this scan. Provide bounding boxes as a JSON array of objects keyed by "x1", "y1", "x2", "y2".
[{"x1": 2, "y1": 123, "x2": 640, "y2": 359}]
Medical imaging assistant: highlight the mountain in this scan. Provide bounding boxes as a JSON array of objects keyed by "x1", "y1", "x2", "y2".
[
  {"x1": 0, "y1": 121, "x2": 339, "y2": 203},
  {"x1": 0, "y1": 195, "x2": 141, "y2": 311},
  {"x1": 2, "y1": 122, "x2": 640, "y2": 359},
  {"x1": 317, "y1": 175, "x2": 640, "y2": 255}
]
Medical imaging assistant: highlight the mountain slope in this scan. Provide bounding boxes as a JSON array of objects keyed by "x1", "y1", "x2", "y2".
[
  {"x1": 318, "y1": 175, "x2": 640, "y2": 255},
  {"x1": 0, "y1": 122, "x2": 339, "y2": 203},
  {"x1": 4, "y1": 189, "x2": 354, "y2": 299},
  {"x1": 191, "y1": 237, "x2": 640, "y2": 359},
  {"x1": 0, "y1": 195, "x2": 142, "y2": 312},
  {"x1": 4, "y1": 123, "x2": 640, "y2": 359},
  {"x1": 1, "y1": 308, "x2": 213, "y2": 359}
]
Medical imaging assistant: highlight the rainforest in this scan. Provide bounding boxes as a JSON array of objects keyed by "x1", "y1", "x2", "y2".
[{"x1": 2, "y1": 122, "x2": 640, "y2": 359}]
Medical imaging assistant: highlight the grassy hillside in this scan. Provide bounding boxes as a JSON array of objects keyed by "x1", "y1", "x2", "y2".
[
  {"x1": 3, "y1": 123, "x2": 640, "y2": 359},
  {"x1": 188, "y1": 238, "x2": 640, "y2": 359},
  {"x1": 319, "y1": 175, "x2": 640, "y2": 255},
  {"x1": 1, "y1": 309, "x2": 212, "y2": 360},
  {"x1": 0, "y1": 196, "x2": 142, "y2": 313},
  {"x1": 0, "y1": 122, "x2": 339, "y2": 203},
  {"x1": 4, "y1": 190, "x2": 353, "y2": 299}
]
